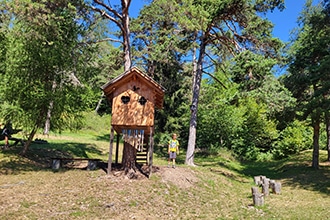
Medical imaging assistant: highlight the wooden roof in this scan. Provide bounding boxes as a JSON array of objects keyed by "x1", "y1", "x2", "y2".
[{"x1": 101, "y1": 67, "x2": 165, "y2": 109}]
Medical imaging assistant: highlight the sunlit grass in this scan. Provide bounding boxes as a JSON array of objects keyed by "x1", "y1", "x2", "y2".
[{"x1": 1, "y1": 112, "x2": 330, "y2": 219}]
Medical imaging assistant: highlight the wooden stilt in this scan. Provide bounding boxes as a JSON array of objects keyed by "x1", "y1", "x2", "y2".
[
  {"x1": 107, "y1": 126, "x2": 115, "y2": 175},
  {"x1": 148, "y1": 127, "x2": 154, "y2": 177},
  {"x1": 115, "y1": 133, "x2": 119, "y2": 165}
]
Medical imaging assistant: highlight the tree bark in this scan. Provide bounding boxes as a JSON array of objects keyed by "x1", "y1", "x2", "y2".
[
  {"x1": 185, "y1": 35, "x2": 207, "y2": 166},
  {"x1": 326, "y1": 112, "x2": 330, "y2": 161},
  {"x1": 43, "y1": 100, "x2": 53, "y2": 135},
  {"x1": 122, "y1": 0, "x2": 132, "y2": 71},
  {"x1": 21, "y1": 126, "x2": 38, "y2": 155},
  {"x1": 95, "y1": 92, "x2": 104, "y2": 114},
  {"x1": 119, "y1": 0, "x2": 135, "y2": 172},
  {"x1": 43, "y1": 80, "x2": 56, "y2": 135},
  {"x1": 312, "y1": 119, "x2": 320, "y2": 169},
  {"x1": 122, "y1": 142, "x2": 137, "y2": 172}
]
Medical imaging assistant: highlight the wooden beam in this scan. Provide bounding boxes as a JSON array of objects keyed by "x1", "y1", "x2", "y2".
[
  {"x1": 115, "y1": 133, "x2": 120, "y2": 165},
  {"x1": 107, "y1": 126, "x2": 115, "y2": 175},
  {"x1": 148, "y1": 126, "x2": 154, "y2": 178}
]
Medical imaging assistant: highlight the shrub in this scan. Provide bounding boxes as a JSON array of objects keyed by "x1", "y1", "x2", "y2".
[{"x1": 272, "y1": 120, "x2": 312, "y2": 159}]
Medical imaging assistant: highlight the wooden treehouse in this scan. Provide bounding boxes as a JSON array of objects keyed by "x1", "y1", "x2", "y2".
[{"x1": 101, "y1": 67, "x2": 165, "y2": 176}]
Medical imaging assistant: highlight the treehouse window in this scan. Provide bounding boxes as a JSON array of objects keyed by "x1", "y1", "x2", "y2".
[
  {"x1": 138, "y1": 96, "x2": 147, "y2": 105},
  {"x1": 121, "y1": 96, "x2": 130, "y2": 104}
]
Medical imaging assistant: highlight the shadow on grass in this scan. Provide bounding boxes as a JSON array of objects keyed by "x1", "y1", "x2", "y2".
[
  {"x1": 194, "y1": 149, "x2": 330, "y2": 195},
  {"x1": 240, "y1": 152, "x2": 330, "y2": 195},
  {"x1": 0, "y1": 142, "x2": 104, "y2": 175},
  {"x1": 96, "y1": 133, "x2": 111, "y2": 142}
]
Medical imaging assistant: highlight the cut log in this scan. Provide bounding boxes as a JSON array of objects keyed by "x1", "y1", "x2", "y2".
[
  {"x1": 52, "y1": 159, "x2": 61, "y2": 170},
  {"x1": 269, "y1": 180, "x2": 275, "y2": 190},
  {"x1": 262, "y1": 182, "x2": 270, "y2": 196},
  {"x1": 251, "y1": 186, "x2": 264, "y2": 206},
  {"x1": 254, "y1": 176, "x2": 262, "y2": 185},
  {"x1": 272, "y1": 182, "x2": 282, "y2": 194}
]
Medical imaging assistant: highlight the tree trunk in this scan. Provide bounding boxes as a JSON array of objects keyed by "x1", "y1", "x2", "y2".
[
  {"x1": 21, "y1": 126, "x2": 38, "y2": 155},
  {"x1": 43, "y1": 100, "x2": 53, "y2": 135},
  {"x1": 326, "y1": 112, "x2": 330, "y2": 161},
  {"x1": 120, "y1": 0, "x2": 136, "y2": 172},
  {"x1": 43, "y1": 80, "x2": 56, "y2": 135},
  {"x1": 95, "y1": 92, "x2": 104, "y2": 114},
  {"x1": 92, "y1": 0, "x2": 134, "y2": 172},
  {"x1": 312, "y1": 119, "x2": 320, "y2": 169},
  {"x1": 122, "y1": 0, "x2": 131, "y2": 71},
  {"x1": 185, "y1": 35, "x2": 207, "y2": 166},
  {"x1": 122, "y1": 142, "x2": 137, "y2": 172}
]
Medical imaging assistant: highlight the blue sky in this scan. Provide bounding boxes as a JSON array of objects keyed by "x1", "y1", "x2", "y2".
[
  {"x1": 266, "y1": 0, "x2": 320, "y2": 42},
  {"x1": 129, "y1": 0, "x2": 321, "y2": 42}
]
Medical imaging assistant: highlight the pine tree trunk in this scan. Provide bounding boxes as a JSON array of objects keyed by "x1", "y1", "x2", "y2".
[
  {"x1": 325, "y1": 112, "x2": 330, "y2": 161},
  {"x1": 312, "y1": 120, "x2": 320, "y2": 169},
  {"x1": 122, "y1": 142, "x2": 137, "y2": 172},
  {"x1": 123, "y1": 0, "x2": 131, "y2": 71},
  {"x1": 185, "y1": 35, "x2": 207, "y2": 166}
]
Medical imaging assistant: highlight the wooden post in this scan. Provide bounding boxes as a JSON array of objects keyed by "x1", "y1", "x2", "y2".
[
  {"x1": 148, "y1": 127, "x2": 154, "y2": 177},
  {"x1": 254, "y1": 175, "x2": 262, "y2": 186},
  {"x1": 107, "y1": 126, "x2": 115, "y2": 175},
  {"x1": 251, "y1": 186, "x2": 264, "y2": 206},
  {"x1": 87, "y1": 160, "x2": 98, "y2": 170},
  {"x1": 272, "y1": 182, "x2": 282, "y2": 194},
  {"x1": 262, "y1": 182, "x2": 270, "y2": 196},
  {"x1": 269, "y1": 179, "x2": 275, "y2": 193},
  {"x1": 115, "y1": 133, "x2": 120, "y2": 165},
  {"x1": 52, "y1": 159, "x2": 61, "y2": 170}
]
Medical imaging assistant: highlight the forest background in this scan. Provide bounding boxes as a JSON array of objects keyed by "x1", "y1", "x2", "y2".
[{"x1": 0, "y1": 0, "x2": 330, "y2": 169}]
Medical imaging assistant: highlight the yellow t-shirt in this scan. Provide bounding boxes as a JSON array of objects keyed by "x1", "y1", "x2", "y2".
[{"x1": 168, "y1": 139, "x2": 179, "y2": 152}]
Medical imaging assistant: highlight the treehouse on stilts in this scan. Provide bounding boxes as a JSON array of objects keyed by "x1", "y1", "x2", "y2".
[{"x1": 101, "y1": 67, "x2": 165, "y2": 177}]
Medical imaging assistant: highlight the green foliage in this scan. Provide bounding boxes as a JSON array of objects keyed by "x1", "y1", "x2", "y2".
[
  {"x1": 272, "y1": 120, "x2": 313, "y2": 159},
  {"x1": 283, "y1": 1, "x2": 330, "y2": 166},
  {"x1": 0, "y1": 0, "x2": 103, "y2": 153},
  {"x1": 231, "y1": 97, "x2": 279, "y2": 160},
  {"x1": 198, "y1": 73, "x2": 282, "y2": 161},
  {"x1": 132, "y1": 1, "x2": 192, "y2": 146},
  {"x1": 249, "y1": 75, "x2": 296, "y2": 119}
]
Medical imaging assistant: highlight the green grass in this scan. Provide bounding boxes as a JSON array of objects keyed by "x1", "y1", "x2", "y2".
[{"x1": 1, "y1": 116, "x2": 330, "y2": 219}]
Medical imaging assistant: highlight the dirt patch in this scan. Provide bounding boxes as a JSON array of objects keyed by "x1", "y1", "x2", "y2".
[
  {"x1": 157, "y1": 166, "x2": 199, "y2": 188},
  {"x1": 103, "y1": 165, "x2": 199, "y2": 188}
]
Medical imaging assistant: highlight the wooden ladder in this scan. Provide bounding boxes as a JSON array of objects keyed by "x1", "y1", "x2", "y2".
[{"x1": 136, "y1": 142, "x2": 148, "y2": 165}]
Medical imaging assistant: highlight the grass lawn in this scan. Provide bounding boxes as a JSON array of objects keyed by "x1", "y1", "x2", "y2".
[{"x1": 1, "y1": 129, "x2": 330, "y2": 219}]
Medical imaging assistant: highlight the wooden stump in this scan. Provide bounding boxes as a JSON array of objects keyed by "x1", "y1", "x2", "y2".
[
  {"x1": 262, "y1": 177, "x2": 270, "y2": 185},
  {"x1": 270, "y1": 179, "x2": 275, "y2": 190},
  {"x1": 251, "y1": 186, "x2": 264, "y2": 206},
  {"x1": 272, "y1": 182, "x2": 282, "y2": 194},
  {"x1": 52, "y1": 159, "x2": 60, "y2": 170},
  {"x1": 87, "y1": 160, "x2": 98, "y2": 170},
  {"x1": 262, "y1": 182, "x2": 270, "y2": 196},
  {"x1": 254, "y1": 176, "x2": 262, "y2": 186}
]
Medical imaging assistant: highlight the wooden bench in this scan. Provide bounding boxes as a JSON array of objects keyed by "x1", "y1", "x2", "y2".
[{"x1": 51, "y1": 158, "x2": 102, "y2": 171}]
